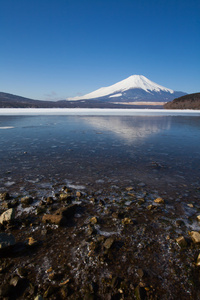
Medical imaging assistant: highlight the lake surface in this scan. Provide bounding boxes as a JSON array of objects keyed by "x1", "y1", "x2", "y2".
[{"x1": 0, "y1": 109, "x2": 200, "y2": 197}]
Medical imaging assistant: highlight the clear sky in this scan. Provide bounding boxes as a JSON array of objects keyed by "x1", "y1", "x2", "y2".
[{"x1": 0, "y1": 0, "x2": 199, "y2": 100}]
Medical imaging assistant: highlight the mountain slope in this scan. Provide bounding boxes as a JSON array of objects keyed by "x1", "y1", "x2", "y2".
[
  {"x1": 164, "y1": 93, "x2": 200, "y2": 109},
  {"x1": 68, "y1": 75, "x2": 186, "y2": 102}
]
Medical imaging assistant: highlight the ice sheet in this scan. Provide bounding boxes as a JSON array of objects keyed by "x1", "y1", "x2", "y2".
[{"x1": 0, "y1": 108, "x2": 200, "y2": 116}]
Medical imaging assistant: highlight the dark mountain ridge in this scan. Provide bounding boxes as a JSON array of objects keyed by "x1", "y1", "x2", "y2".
[
  {"x1": 0, "y1": 92, "x2": 164, "y2": 109},
  {"x1": 164, "y1": 93, "x2": 200, "y2": 109}
]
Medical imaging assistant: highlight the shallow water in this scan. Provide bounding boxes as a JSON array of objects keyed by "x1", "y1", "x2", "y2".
[{"x1": 0, "y1": 111, "x2": 200, "y2": 195}]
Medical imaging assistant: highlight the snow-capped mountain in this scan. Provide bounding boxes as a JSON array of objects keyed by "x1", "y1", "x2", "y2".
[{"x1": 68, "y1": 75, "x2": 186, "y2": 102}]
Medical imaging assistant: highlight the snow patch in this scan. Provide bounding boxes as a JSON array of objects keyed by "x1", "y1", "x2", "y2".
[
  {"x1": 0, "y1": 126, "x2": 15, "y2": 129},
  {"x1": 109, "y1": 93, "x2": 122, "y2": 98}
]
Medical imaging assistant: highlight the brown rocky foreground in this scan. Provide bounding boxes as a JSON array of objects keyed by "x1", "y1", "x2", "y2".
[{"x1": 1, "y1": 183, "x2": 200, "y2": 300}]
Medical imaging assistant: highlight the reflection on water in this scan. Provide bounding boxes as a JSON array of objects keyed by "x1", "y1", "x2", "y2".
[
  {"x1": 81, "y1": 116, "x2": 171, "y2": 143},
  {"x1": 0, "y1": 114, "x2": 200, "y2": 194}
]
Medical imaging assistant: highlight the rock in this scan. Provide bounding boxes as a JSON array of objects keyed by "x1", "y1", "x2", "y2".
[
  {"x1": 197, "y1": 215, "x2": 200, "y2": 222},
  {"x1": 154, "y1": 197, "x2": 165, "y2": 204},
  {"x1": 42, "y1": 214, "x2": 67, "y2": 226},
  {"x1": 196, "y1": 253, "x2": 200, "y2": 266},
  {"x1": 147, "y1": 204, "x2": 156, "y2": 210},
  {"x1": 59, "y1": 193, "x2": 72, "y2": 203},
  {"x1": 46, "y1": 197, "x2": 54, "y2": 204},
  {"x1": 187, "y1": 203, "x2": 194, "y2": 208},
  {"x1": 21, "y1": 196, "x2": 33, "y2": 206},
  {"x1": 27, "y1": 237, "x2": 38, "y2": 247},
  {"x1": 43, "y1": 286, "x2": 57, "y2": 298},
  {"x1": 76, "y1": 191, "x2": 82, "y2": 197},
  {"x1": 0, "y1": 208, "x2": 15, "y2": 224},
  {"x1": 189, "y1": 231, "x2": 200, "y2": 243},
  {"x1": 0, "y1": 192, "x2": 10, "y2": 200},
  {"x1": 42, "y1": 204, "x2": 79, "y2": 226},
  {"x1": 87, "y1": 225, "x2": 97, "y2": 236},
  {"x1": 0, "y1": 233, "x2": 16, "y2": 249},
  {"x1": 103, "y1": 237, "x2": 115, "y2": 249},
  {"x1": 10, "y1": 276, "x2": 22, "y2": 287},
  {"x1": 126, "y1": 187, "x2": 134, "y2": 191},
  {"x1": 176, "y1": 236, "x2": 187, "y2": 247},
  {"x1": 55, "y1": 204, "x2": 78, "y2": 218},
  {"x1": 122, "y1": 218, "x2": 133, "y2": 225},
  {"x1": 90, "y1": 217, "x2": 98, "y2": 224},
  {"x1": 134, "y1": 285, "x2": 147, "y2": 300},
  {"x1": 34, "y1": 295, "x2": 44, "y2": 300},
  {"x1": 17, "y1": 267, "x2": 28, "y2": 278}
]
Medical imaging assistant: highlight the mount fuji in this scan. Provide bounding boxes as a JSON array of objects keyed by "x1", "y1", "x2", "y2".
[{"x1": 68, "y1": 75, "x2": 186, "y2": 103}]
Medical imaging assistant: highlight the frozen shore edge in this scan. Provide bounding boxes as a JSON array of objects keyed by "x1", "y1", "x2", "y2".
[{"x1": 0, "y1": 108, "x2": 200, "y2": 116}]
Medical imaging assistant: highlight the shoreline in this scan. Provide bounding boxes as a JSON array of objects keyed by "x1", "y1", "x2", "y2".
[
  {"x1": 0, "y1": 108, "x2": 200, "y2": 116},
  {"x1": 1, "y1": 181, "x2": 200, "y2": 299}
]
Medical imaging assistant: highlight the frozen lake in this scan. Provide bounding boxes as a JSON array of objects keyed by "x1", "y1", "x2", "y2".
[{"x1": 0, "y1": 109, "x2": 200, "y2": 196}]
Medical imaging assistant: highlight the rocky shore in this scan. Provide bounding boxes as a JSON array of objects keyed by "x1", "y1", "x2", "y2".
[{"x1": 1, "y1": 182, "x2": 200, "y2": 299}]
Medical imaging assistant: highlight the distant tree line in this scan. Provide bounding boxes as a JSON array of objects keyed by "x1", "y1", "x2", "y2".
[{"x1": 164, "y1": 93, "x2": 200, "y2": 109}]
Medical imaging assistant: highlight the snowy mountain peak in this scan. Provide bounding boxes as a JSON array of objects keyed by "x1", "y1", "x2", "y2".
[{"x1": 67, "y1": 75, "x2": 184, "y2": 102}]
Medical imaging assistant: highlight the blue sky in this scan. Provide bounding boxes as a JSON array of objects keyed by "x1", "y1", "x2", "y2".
[{"x1": 0, "y1": 0, "x2": 199, "y2": 100}]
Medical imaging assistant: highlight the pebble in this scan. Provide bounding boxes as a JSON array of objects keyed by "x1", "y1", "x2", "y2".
[
  {"x1": 90, "y1": 217, "x2": 98, "y2": 224},
  {"x1": 154, "y1": 197, "x2": 165, "y2": 204},
  {"x1": 103, "y1": 237, "x2": 115, "y2": 249}
]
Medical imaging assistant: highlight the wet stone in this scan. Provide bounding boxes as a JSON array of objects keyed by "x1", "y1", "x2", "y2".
[
  {"x1": 176, "y1": 236, "x2": 188, "y2": 247},
  {"x1": 27, "y1": 237, "x2": 38, "y2": 247},
  {"x1": 0, "y1": 208, "x2": 15, "y2": 224},
  {"x1": 21, "y1": 196, "x2": 33, "y2": 206},
  {"x1": 0, "y1": 192, "x2": 10, "y2": 201},
  {"x1": 134, "y1": 285, "x2": 147, "y2": 300},
  {"x1": 189, "y1": 231, "x2": 200, "y2": 243},
  {"x1": 42, "y1": 214, "x2": 67, "y2": 226},
  {"x1": 55, "y1": 204, "x2": 79, "y2": 218},
  {"x1": 103, "y1": 237, "x2": 115, "y2": 249},
  {"x1": 10, "y1": 276, "x2": 22, "y2": 287},
  {"x1": 154, "y1": 197, "x2": 165, "y2": 204},
  {"x1": 196, "y1": 253, "x2": 200, "y2": 266},
  {"x1": 90, "y1": 217, "x2": 98, "y2": 224},
  {"x1": 76, "y1": 191, "x2": 82, "y2": 198},
  {"x1": 122, "y1": 217, "x2": 133, "y2": 225},
  {"x1": 59, "y1": 193, "x2": 72, "y2": 203},
  {"x1": 34, "y1": 295, "x2": 44, "y2": 300}
]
